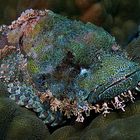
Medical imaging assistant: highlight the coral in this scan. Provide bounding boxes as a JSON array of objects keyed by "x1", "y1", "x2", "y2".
[
  {"x1": 49, "y1": 126, "x2": 78, "y2": 140},
  {"x1": 111, "y1": 27, "x2": 125, "y2": 44},
  {"x1": 80, "y1": 104, "x2": 140, "y2": 140},
  {"x1": 6, "y1": 115, "x2": 49, "y2": 140},
  {"x1": 80, "y1": 3, "x2": 107, "y2": 26},
  {"x1": 0, "y1": 9, "x2": 140, "y2": 128},
  {"x1": 49, "y1": 100, "x2": 140, "y2": 140},
  {"x1": 0, "y1": 91, "x2": 50, "y2": 140},
  {"x1": 0, "y1": 88, "x2": 140, "y2": 140}
]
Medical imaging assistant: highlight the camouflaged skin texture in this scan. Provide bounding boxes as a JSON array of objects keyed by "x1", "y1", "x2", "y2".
[{"x1": 0, "y1": 9, "x2": 140, "y2": 127}]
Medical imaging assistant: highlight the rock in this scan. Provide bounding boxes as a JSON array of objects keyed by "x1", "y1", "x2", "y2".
[
  {"x1": 0, "y1": 93, "x2": 50, "y2": 140},
  {"x1": 111, "y1": 27, "x2": 125, "y2": 45},
  {"x1": 50, "y1": 100, "x2": 140, "y2": 140},
  {"x1": 80, "y1": 3, "x2": 107, "y2": 26}
]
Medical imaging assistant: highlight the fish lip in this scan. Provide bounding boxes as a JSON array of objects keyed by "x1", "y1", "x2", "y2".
[
  {"x1": 88, "y1": 68, "x2": 140, "y2": 104},
  {"x1": 101, "y1": 69, "x2": 140, "y2": 94}
]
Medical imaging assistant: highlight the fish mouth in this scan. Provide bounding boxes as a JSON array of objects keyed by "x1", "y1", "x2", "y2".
[
  {"x1": 86, "y1": 69, "x2": 140, "y2": 117},
  {"x1": 98, "y1": 69, "x2": 140, "y2": 101},
  {"x1": 104, "y1": 70, "x2": 140, "y2": 92},
  {"x1": 88, "y1": 69, "x2": 140, "y2": 104}
]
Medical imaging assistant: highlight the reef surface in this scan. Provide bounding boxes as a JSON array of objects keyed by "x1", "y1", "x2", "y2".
[{"x1": 0, "y1": 88, "x2": 140, "y2": 139}]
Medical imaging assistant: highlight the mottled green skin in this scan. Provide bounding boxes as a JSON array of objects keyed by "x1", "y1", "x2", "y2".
[
  {"x1": 77, "y1": 54, "x2": 140, "y2": 103},
  {"x1": 1, "y1": 10, "x2": 140, "y2": 126},
  {"x1": 21, "y1": 11, "x2": 140, "y2": 104},
  {"x1": 21, "y1": 10, "x2": 117, "y2": 97},
  {"x1": 23, "y1": 10, "x2": 116, "y2": 71}
]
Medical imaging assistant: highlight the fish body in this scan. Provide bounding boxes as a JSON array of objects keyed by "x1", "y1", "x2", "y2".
[{"x1": 0, "y1": 9, "x2": 140, "y2": 126}]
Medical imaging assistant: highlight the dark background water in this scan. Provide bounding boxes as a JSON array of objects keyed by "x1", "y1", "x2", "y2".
[{"x1": 0, "y1": 0, "x2": 140, "y2": 45}]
